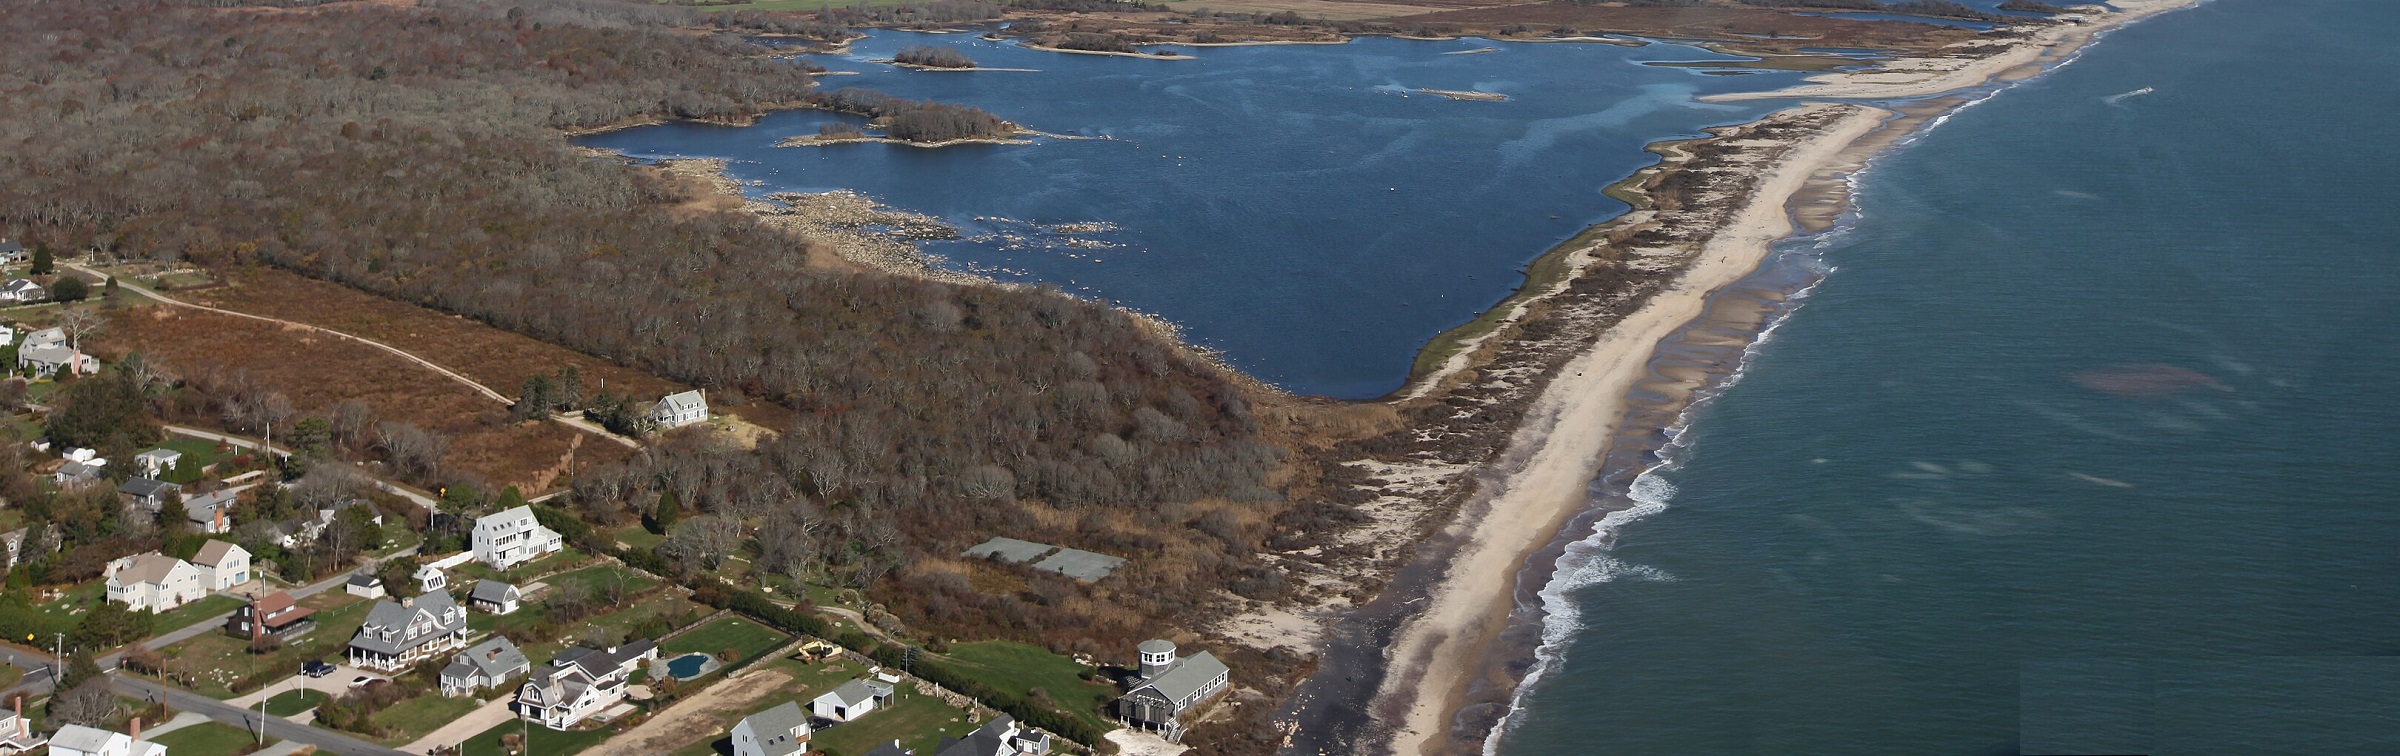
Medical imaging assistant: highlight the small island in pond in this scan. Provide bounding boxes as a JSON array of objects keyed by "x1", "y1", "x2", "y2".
[
  {"x1": 786, "y1": 87, "x2": 1028, "y2": 147},
  {"x1": 893, "y1": 44, "x2": 977, "y2": 69}
]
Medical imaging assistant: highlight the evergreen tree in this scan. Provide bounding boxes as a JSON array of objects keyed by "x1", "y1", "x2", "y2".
[{"x1": 28, "y1": 244, "x2": 50, "y2": 275}]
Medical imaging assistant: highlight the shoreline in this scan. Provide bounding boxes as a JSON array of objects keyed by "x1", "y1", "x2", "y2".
[{"x1": 1305, "y1": 1, "x2": 2206, "y2": 754}]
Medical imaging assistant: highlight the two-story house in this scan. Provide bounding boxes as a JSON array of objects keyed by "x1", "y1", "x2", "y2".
[
  {"x1": 513, "y1": 641, "x2": 658, "y2": 730},
  {"x1": 471, "y1": 505, "x2": 562, "y2": 570},
  {"x1": 192, "y1": 540, "x2": 251, "y2": 591},
  {"x1": 44, "y1": 723, "x2": 163, "y2": 756},
  {"x1": 730, "y1": 701, "x2": 813, "y2": 756},
  {"x1": 648, "y1": 390, "x2": 709, "y2": 429},
  {"x1": 347, "y1": 591, "x2": 470, "y2": 672},
  {"x1": 104, "y1": 553, "x2": 204, "y2": 612}
]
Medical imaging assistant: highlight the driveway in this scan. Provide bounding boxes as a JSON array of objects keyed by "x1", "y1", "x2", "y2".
[
  {"x1": 400, "y1": 694, "x2": 517, "y2": 755},
  {"x1": 227, "y1": 662, "x2": 388, "y2": 710}
]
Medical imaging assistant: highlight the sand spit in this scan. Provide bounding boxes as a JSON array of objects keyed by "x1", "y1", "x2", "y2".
[
  {"x1": 653, "y1": 159, "x2": 983, "y2": 285},
  {"x1": 1020, "y1": 43, "x2": 1196, "y2": 60},
  {"x1": 1705, "y1": 0, "x2": 2202, "y2": 102},
  {"x1": 1415, "y1": 88, "x2": 1509, "y2": 102}
]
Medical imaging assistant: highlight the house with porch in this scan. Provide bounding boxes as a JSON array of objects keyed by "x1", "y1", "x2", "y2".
[
  {"x1": 471, "y1": 505, "x2": 562, "y2": 570},
  {"x1": 347, "y1": 591, "x2": 469, "y2": 672},
  {"x1": 226, "y1": 591, "x2": 316, "y2": 643},
  {"x1": 513, "y1": 641, "x2": 658, "y2": 730},
  {"x1": 1113, "y1": 639, "x2": 1230, "y2": 742},
  {"x1": 649, "y1": 389, "x2": 709, "y2": 429},
  {"x1": 934, "y1": 715, "x2": 1053, "y2": 756}
]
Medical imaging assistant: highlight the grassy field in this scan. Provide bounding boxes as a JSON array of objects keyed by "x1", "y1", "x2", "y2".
[
  {"x1": 458, "y1": 717, "x2": 617, "y2": 756},
  {"x1": 150, "y1": 594, "x2": 243, "y2": 635},
  {"x1": 265, "y1": 688, "x2": 331, "y2": 716},
  {"x1": 665, "y1": 657, "x2": 965, "y2": 756},
  {"x1": 36, "y1": 581, "x2": 104, "y2": 625},
  {"x1": 372, "y1": 693, "x2": 485, "y2": 745},
  {"x1": 155, "y1": 436, "x2": 234, "y2": 480},
  {"x1": 165, "y1": 593, "x2": 372, "y2": 698},
  {"x1": 149, "y1": 722, "x2": 267, "y2": 753},
  {"x1": 810, "y1": 686, "x2": 982, "y2": 756},
  {"x1": 662, "y1": 616, "x2": 788, "y2": 668},
  {"x1": 938, "y1": 641, "x2": 1115, "y2": 736}
]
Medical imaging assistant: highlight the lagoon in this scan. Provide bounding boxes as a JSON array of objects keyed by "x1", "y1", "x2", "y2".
[{"x1": 576, "y1": 32, "x2": 1805, "y2": 398}]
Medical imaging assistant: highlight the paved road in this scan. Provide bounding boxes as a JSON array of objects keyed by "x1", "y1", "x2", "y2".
[
  {"x1": 90, "y1": 262, "x2": 639, "y2": 450},
  {"x1": 111, "y1": 674, "x2": 410, "y2": 756}
]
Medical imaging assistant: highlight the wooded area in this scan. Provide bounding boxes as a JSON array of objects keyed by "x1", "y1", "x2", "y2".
[{"x1": 0, "y1": 0, "x2": 1290, "y2": 649}]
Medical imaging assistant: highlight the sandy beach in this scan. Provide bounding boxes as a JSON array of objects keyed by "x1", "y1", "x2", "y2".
[
  {"x1": 1337, "y1": 2, "x2": 2207, "y2": 754},
  {"x1": 1369, "y1": 103, "x2": 1886, "y2": 756}
]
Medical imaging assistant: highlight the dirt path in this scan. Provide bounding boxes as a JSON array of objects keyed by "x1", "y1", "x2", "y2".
[
  {"x1": 76, "y1": 262, "x2": 639, "y2": 450},
  {"x1": 581, "y1": 666, "x2": 796, "y2": 756}
]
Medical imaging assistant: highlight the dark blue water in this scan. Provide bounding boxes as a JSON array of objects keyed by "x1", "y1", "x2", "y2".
[
  {"x1": 577, "y1": 33, "x2": 1806, "y2": 398},
  {"x1": 1499, "y1": 0, "x2": 2400, "y2": 753}
]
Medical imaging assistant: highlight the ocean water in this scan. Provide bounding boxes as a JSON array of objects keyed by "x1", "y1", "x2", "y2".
[
  {"x1": 1498, "y1": 1, "x2": 2400, "y2": 754},
  {"x1": 576, "y1": 32, "x2": 1807, "y2": 398}
]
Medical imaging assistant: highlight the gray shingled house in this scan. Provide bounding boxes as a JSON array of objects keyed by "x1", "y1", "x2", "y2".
[
  {"x1": 441, "y1": 636, "x2": 532, "y2": 697},
  {"x1": 729, "y1": 700, "x2": 813, "y2": 756},
  {"x1": 933, "y1": 714, "x2": 1052, "y2": 756},
  {"x1": 1115, "y1": 639, "x2": 1230, "y2": 741},
  {"x1": 348, "y1": 591, "x2": 470, "y2": 672}
]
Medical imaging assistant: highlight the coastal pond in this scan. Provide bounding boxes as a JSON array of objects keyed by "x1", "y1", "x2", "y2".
[{"x1": 574, "y1": 31, "x2": 1810, "y2": 398}]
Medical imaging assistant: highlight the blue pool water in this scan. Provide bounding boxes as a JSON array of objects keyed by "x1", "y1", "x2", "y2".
[{"x1": 666, "y1": 652, "x2": 713, "y2": 679}]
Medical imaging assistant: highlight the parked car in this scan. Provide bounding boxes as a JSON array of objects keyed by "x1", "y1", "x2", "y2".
[
  {"x1": 301, "y1": 659, "x2": 335, "y2": 678},
  {"x1": 348, "y1": 674, "x2": 374, "y2": 688}
]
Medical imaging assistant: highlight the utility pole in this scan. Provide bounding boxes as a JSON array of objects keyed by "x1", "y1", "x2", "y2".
[{"x1": 50, "y1": 633, "x2": 61, "y2": 682}]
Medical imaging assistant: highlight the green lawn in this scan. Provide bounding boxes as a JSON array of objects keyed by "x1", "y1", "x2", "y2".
[
  {"x1": 809, "y1": 686, "x2": 981, "y2": 756},
  {"x1": 265, "y1": 688, "x2": 330, "y2": 716},
  {"x1": 660, "y1": 616, "x2": 787, "y2": 667},
  {"x1": 939, "y1": 640, "x2": 1115, "y2": 736},
  {"x1": 610, "y1": 524, "x2": 663, "y2": 551},
  {"x1": 150, "y1": 594, "x2": 243, "y2": 635},
  {"x1": 664, "y1": 657, "x2": 938, "y2": 756},
  {"x1": 164, "y1": 595, "x2": 374, "y2": 698},
  {"x1": 148, "y1": 721, "x2": 267, "y2": 753},
  {"x1": 155, "y1": 437, "x2": 233, "y2": 482},
  {"x1": 457, "y1": 717, "x2": 617, "y2": 756},
  {"x1": 36, "y1": 581, "x2": 104, "y2": 624},
  {"x1": 372, "y1": 693, "x2": 484, "y2": 745}
]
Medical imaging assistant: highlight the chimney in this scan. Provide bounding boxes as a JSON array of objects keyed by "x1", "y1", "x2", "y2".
[
  {"x1": 130, "y1": 716, "x2": 142, "y2": 741},
  {"x1": 15, "y1": 695, "x2": 25, "y2": 738}
]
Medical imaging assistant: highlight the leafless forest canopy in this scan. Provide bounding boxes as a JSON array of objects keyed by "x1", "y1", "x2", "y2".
[{"x1": 0, "y1": 0, "x2": 1287, "y2": 638}]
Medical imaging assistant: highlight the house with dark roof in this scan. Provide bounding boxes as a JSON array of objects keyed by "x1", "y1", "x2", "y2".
[
  {"x1": 441, "y1": 636, "x2": 531, "y2": 698},
  {"x1": 1114, "y1": 639, "x2": 1230, "y2": 741},
  {"x1": 810, "y1": 677, "x2": 895, "y2": 722},
  {"x1": 227, "y1": 591, "x2": 316, "y2": 643},
  {"x1": 934, "y1": 714, "x2": 1052, "y2": 756},
  {"x1": 468, "y1": 580, "x2": 521, "y2": 615},
  {"x1": 117, "y1": 478, "x2": 180, "y2": 512},
  {"x1": 347, "y1": 591, "x2": 469, "y2": 672},
  {"x1": 730, "y1": 700, "x2": 813, "y2": 756},
  {"x1": 183, "y1": 489, "x2": 238, "y2": 534},
  {"x1": 513, "y1": 640, "x2": 658, "y2": 729}
]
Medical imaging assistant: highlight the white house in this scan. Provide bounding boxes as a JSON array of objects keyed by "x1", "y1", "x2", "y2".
[
  {"x1": 347, "y1": 591, "x2": 470, "y2": 672},
  {"x1": 133, "y1": 448, "x2": 184, "y2": 479},
  {"x1": 345, "y1": 573, "x2": 386, "y2": 599},
  {"x1": 440, "y1": 636, "x2": 532, "y2": 698},
  {"x1": 43, "y1": 724, "x2": 163, "y2": 756},
  {"x1": 514, "y1": 641, "x2": 658, "y2": 730},
  {"x1": 0, "y1": 698, "x2": 45, "y2": 754},
  {"x1": 192, "y1": 539, "x2": 251, "y2": 591},
  {"x1": 811, "y1": 678, "x2": 895, "y2": 722},
  {"x1": 471, "y1": 505, "x2": 562, "y2": 570},
  {"x1": 21, "y1": 327, "x2": 63, "y2": 350},
  {"x1": 0, "y1": 279, "x2": 43, "y2": 304},
  {"x1": 649, "y1": 389, "x2": 709, "y2": 429},
  {"x1": 104, "y1": 552, "x2": 204, "y2": 612},
  {"x1": 731, "y1": 701, "x2": 814, "y2": 756}
]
